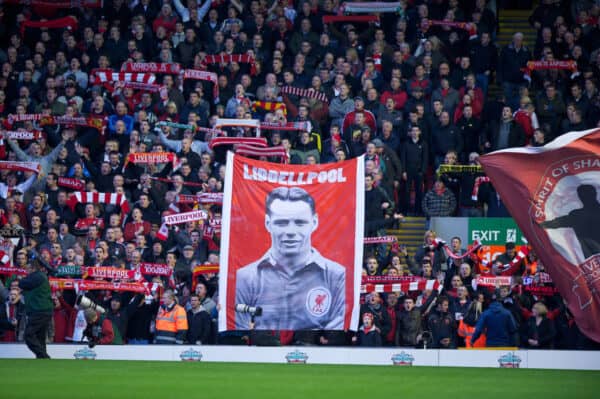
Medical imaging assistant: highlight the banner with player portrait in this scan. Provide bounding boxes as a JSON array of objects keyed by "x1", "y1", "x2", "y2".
[
  {"x1": 219, "y1": 152, "x2": 364, "y2": 331},
  {"x1": 480, "y1": 128, "x2": 600, "y2": 342}
]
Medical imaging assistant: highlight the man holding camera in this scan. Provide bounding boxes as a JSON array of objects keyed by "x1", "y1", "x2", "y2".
[
  {"x1": 83, "y1": 308, "x2": 122, "y2": 346},
  {"x1": 18, "y1": 259, "x2": 53, "y2": 358},
  {"x1": 235, "y1": 187, "x2": 346, "y2": 330}
]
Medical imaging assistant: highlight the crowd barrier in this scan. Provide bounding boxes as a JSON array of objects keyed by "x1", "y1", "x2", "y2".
[{"x1": 1, "y1": 344, "x2": 598, "y2": 370}]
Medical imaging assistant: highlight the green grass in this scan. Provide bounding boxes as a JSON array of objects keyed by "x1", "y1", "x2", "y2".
[{"x1": 2, "y1": 359, "x2": 599, "y2": 399}]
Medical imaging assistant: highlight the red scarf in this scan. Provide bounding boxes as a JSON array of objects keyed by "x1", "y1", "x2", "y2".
[
  {"x1": 235, "y1": 144, "x2": 288, "y2": 162},
  {"x1": 7, "y1": 0, "x2": 101, "y2": 8},
  {"x1": 39, "y1": 115, "x2": 106, "y2": 131},
  {"x1": 57, "y1": 177, "x2": 85, "y2": 191},
  {"x1": 125, "y1": 152, "x2": 180, "y2": 170},
  {"x1": 20, "y1": 16, "x2": 78, "y2": 36}
]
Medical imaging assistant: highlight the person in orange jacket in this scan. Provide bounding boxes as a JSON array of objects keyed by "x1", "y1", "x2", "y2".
[{"x1": 154, "y1": 289, "x2": 188, "y2": 344}]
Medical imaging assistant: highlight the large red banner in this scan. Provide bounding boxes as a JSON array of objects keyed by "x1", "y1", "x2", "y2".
[
  {"x1": 219, "y1": 153, "x2": 364, "y2": 331},
  {"x1": 480, "y1": 129, "x2": 600, "y2": 342}
]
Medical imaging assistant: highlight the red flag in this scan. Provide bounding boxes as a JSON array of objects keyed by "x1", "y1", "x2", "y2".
[{"x1": 479, "y1": 128, "x2": 600, "y2": 342}]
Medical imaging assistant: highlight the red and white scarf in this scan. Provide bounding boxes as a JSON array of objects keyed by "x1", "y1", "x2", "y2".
[
  {"x1": 6, "y1": 113, "x2": 44, "y2": 126},
  {"x1": 182, "y1": 69, "x2": 219, "y2": 100},
  {"x1": 0, "y1": 160, "x2": 41, "y2": 174},
  {"x1": 1, "y1": 130, "x2": 44, "y2": 140},
  {"x1": 0, "y1": 266, "x2": 27, "y2": 276},
  {"x1": 235, "y1": 144, "x2": 288, "y2": 162},
  {"x1": 163, "y1": 209, "x2": 208, "y2": 225},
  {"x1": 50, "y1": 278, "x2": 155, "y2": 294},
  {"x1": 322, "y1": 15, "x2": 380, "y2": 24},
  {"x1": 208, "y1": 136, "x2": 267, "y2": 149},
  {"x1": 280, "y1": 86, "x2": 329, "y2": 103},
  {"x1": 471, "y1": 176, "x2": 491, "y2": 200},
  {"x1": 58, "y1": 177, "x2": 85, "y2": 191},
  {"x1": 361, "y1": 278, "x2": 440, "y2": 294},
  {"x1": 425, "y1": 19, "x2": 477, "y2": 39},
  {"x1": 201, "y1": 54, "x2": 256, "y2": 75},
  {"x1": 473, "y1": 275, "x2": 513, "y2": 288},
  {"x1": 90, "y1": 69, "x2": 156, "y2": 85},
  {"x1": 175, "y1": 193, "x2": 224, "y2": 204},
  {"x1": 121, "y1": 62, "x2": 181, "y2": 74},
  {"x1": 67, "y1": 191, "x2": 130, "y2": 214}
]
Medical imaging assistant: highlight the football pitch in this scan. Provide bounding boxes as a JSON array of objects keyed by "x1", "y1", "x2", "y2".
[{"x1": 1, "y1": 359, "x2": 599, "y2": 399}]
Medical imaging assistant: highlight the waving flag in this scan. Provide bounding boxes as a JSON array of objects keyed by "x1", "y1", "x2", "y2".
[{"x1": 479, "y1": 129, "x2": 600, "y2": 342}]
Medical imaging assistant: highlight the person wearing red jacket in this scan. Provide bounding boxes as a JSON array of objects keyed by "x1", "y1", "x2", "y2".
[
  {"x1": 51, "y1": 291, "x2": 77, "y2": 343},
  {"x1": 380, "y1": 77, "x2": 408, "y2": 111}
]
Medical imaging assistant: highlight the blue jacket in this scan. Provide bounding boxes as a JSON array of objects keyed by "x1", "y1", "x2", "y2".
[{"x1": 471, "y1": 301, "x2": 517, "y2": 347}]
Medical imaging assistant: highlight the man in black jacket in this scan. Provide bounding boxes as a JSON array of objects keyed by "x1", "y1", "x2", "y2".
[
  {"x1": 18, "y1": 259, "x2": 53, "y2": 358},
  {"x1": 497, "y1": 33, "x2": 532, "y2": 111},
  {"x1": 400, "y1": 126, "x2": 428, "y2": 215},
  {"x1": 187, "y1": 294, "x2": 212, "y2": 345}
]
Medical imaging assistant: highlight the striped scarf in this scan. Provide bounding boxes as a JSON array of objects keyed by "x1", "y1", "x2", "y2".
[
  {"x1": 322, "y1": 15, "x2": 380, "y2": 24},
  {"x1": 252, "y1": 101, "x2": 287, "y2": 116},
  {"x1": 67, "y1": 191, "x2": 130, "y2": 214},
  {"x1": 182, "y1": 69, "x2": 219, "y2": 100},
  {"x1": 214, "y1": 118, "x2": 261, "y2": 136},
  {"x1": 361, "y1": 278, "x2": 440, "y2": 294},
  {"x1": 235, "y1": 144, "x2": 288, "y2": 162},
  {"x1": 90, "y1": 69, "x2": 156, "y2": 85},
  {"x1": 208, "y1": 136, "x2": 267, "y2": 150},
  {"x1": 280, "y1": 86, "x2": 329, "y2": 103},
  {"x1": 201, "y1": 54, "x2": 256, "y2": 75}
]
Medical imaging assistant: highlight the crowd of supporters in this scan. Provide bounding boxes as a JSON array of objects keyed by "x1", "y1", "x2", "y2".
[{"x1": 0, "y1": 0, "x2": 599, "y2": 349}]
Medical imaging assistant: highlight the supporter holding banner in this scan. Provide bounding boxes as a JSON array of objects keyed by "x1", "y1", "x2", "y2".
[
  {"x1": 219, "y1": 153, "x2": 364, "y2": 331},
  {"x1": 479, "y1": 128, "x2": 600, "y2": 342}
]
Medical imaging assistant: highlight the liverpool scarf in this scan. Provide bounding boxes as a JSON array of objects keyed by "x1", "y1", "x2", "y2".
[
  {"x1": 58, "y1": 176, "x2": 85, "y2": 191},
  {"x1": 49, "y1": 278, "x2": 154, "y2": 294},
  {"x1": 39, "y1": 115, "x2": 106, "y2": 131},
  {"x1": 182, "y1": 69, "x2": 219, "y2": 100},
  {"x1": 252, "y1": 101, "x2": 287, "y2": 116},
  {"x1": 121, "y1": 62, "x2": 181, "y2": 74},
  {"x1": 125, "y1": 152, "x2": 180, "y2": 170},
  {"x1": 340, "y1": 1, "x2": 402, "y2": 14},
  {"x1": 21, "y1": 16, "x2": 78, "y2": 36},
  {"x1": 67, "y1": 191, "x2": 130, "y2": 214},
  {"x1": 473, "y1": 275, "x2": 513, "y2": 289},
  {"x1": 118, "y1": 81, "x2": 168, "y2": 100},
  {"x1": 201, "y1": 54, "x2": 256, "y2": 76},
  {"x1": 2, "y1": 130, "x2": 44, "y2": 140},
  {"x1": 163, "y1": 209, "x2": 208, "y2": 225},
  {"x1": 0, "y1": 160, "x2": 41, "y2": 174},
  {"x1": 280, "y1": 86, "x2": 329, "y2": 103},
  {"x1": 525, "y1": 60, "x2": 577, "y2": 71},
  {"x1": 155, "y1": 121, "x2": 225, "y2": 137}
]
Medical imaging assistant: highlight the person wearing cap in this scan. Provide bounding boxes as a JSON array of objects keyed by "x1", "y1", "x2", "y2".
[{"x1": 356, "y1": 312, "x2": 383, "y2": 347}]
